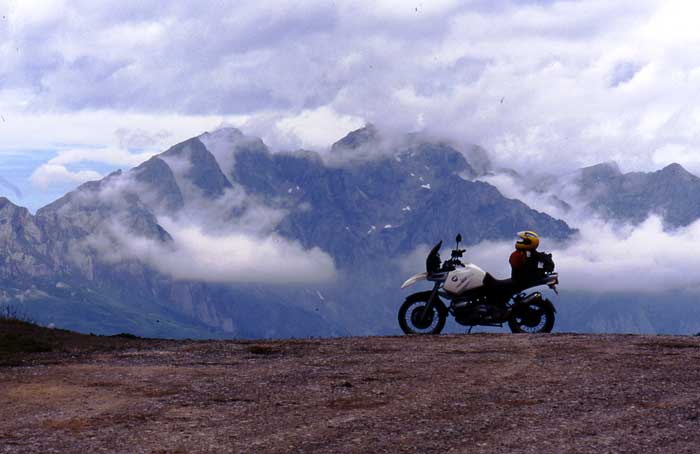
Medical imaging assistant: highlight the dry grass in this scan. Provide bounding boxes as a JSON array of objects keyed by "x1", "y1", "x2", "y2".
[
  {"x1": 0, "y1": 306, "x2": 52, "y2": 360},
  {"x1": 0, "y1": 317, "x2": 169, "y2": 367}
]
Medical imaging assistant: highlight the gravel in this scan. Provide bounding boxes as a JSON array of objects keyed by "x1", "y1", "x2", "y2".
[{"x1": 2, "y1": 333, "x2": 700, "y2": 453}]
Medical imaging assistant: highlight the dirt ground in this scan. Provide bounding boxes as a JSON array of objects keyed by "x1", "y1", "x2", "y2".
[{"x1": 2, "y1": 333, "x2": 700, "y2": 453}]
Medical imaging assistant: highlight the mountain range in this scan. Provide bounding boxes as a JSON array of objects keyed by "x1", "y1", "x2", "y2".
[
  {"x1": 2, "y1": 126, "x2": 700, "y2": 337},
  {"x1": 486, "y1": 159, "x2": 700, "y2": 229},
  {"x1": 573, "y1": 161, "x2": 700, "y2": 227}
]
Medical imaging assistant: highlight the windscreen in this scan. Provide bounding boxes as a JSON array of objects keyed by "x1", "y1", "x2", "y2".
[{"x1": 426, "y1": 241, "x2": 442, "y2": 273}]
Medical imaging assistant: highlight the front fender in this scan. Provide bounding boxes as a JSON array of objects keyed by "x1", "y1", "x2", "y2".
[
  {"x1": 405, "y1": 291, "x2": 448, "y2": 317},
  {"x1": 401, "y1": 272, "x2": 428, "y2": 289}
]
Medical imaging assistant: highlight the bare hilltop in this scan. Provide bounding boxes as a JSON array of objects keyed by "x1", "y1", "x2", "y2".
[{"x1": 2, "y1": 320, "x2": 700, "y2": 453}]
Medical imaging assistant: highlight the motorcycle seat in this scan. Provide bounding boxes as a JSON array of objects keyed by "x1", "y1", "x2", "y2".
[{"x1": 483, "y1": 272, "x2": 513, "y2": 288}]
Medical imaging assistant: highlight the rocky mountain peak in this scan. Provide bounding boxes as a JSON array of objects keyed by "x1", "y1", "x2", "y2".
[
  {"x1": 658, "y1": 162, "x2": 695, "y2": 180},
  {"x1": 564, "y1": 160, "x2": 700, "y2": 227},
  {"x1": 0, "y1": 197, "x2": 20, "y2": 211},
  {"x1": 578, "y1": 161, "x2": 621, "y2": 182},
  {"x1": 330, "y1": 124, "x2": 379, "y2": 153},
  {"x1": 131, "y1": 156, "x2": 185, "y2": 213},
  {"x1": 0, "y1": 197, "x2": 33, "y2": 228},
  {"x1": 200, "y1": 126, "x2": 244, "y2": 140},
  {"x1": 159, "y1": 137, "x2": 233, "y2": 199},
  {"x1": 198, "y1": 127, "x2": 268, "y2": 182}
]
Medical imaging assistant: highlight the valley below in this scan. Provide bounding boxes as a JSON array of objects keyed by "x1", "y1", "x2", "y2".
[{"x1": 2, "y1": 325, "x2": 700, "y2": 453}]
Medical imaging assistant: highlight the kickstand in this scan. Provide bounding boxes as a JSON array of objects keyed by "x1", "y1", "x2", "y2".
[{"x1": 466, "y1": 326, "x2": 473, "y2": 334}]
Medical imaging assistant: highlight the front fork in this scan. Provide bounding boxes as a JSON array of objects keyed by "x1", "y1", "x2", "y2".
[{"x1": 419, "y1": 281, "x2": 442, "y2": 324}]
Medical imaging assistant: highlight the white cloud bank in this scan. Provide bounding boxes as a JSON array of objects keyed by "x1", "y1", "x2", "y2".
[
  {"x1": 29, "y1": 164, "x2": 101, "y2": 188},
  {"x1": 29, "y1": 145, "x2": 160, "y2": 189},
  {"x1": 94, "y1": 220, "x2": 337, "y2": 285},
  {"x1": 47, "y1": 146, "x2": 156, "y2": 168},
  {"x1": 551, "y1": 217, "x2": 700, "y2": 293}
]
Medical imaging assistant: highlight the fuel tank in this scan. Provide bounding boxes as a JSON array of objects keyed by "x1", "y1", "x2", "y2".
[{"x1": 443, "y1": 264, "x2": 486, "y2": 295}]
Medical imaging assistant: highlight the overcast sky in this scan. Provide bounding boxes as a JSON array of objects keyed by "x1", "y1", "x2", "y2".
[{"x1": 2, "y1": 0, "x2": 700, "y2": 210}]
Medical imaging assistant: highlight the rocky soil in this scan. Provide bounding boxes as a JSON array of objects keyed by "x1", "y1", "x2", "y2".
[{"x1": 2, "y1": 332, "x2": 700, "y2": 453}]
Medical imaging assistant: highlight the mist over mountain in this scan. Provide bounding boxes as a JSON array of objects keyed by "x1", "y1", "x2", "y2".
[
  {"x1": 574, "y1": 162, "x2": 700, "y2": 227},
  {"x1": 481, "y1": 159, "x2": 700, "y2": 230}
]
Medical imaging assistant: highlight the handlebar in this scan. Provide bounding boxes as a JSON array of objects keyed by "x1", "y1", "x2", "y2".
[
  {"x1": 441, "y1": 257, "x2": 464, "y2": 271},
  {"x1": 451, "y1": 248, "x2": 466, "y2": 258}
]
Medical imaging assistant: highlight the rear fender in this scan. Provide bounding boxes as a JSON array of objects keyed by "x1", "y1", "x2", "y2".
[
  {"x1": 512, "y1": 292, "x2": 557, "y2": 314},
  {"x1": 405, "y1": 291, "x2": 448, "y2": 317}
]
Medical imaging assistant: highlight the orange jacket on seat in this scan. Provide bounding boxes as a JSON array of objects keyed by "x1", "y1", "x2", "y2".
[{"x1": 509, "y1": 249, "x2": 541, "y2": 283}]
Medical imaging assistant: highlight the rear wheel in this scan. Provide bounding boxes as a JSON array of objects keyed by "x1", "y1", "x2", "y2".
[
  {"x1": 398, "y1": 297, "x2": 446, "y2": 335},
  {"x1": 508, "y1": 299, "x2": 555, "y2": 333}
]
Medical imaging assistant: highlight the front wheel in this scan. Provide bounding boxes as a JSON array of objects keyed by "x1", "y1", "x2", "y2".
[
  {"x1": 508, "y1": 300, "x2": 555, "y2": 333},
  {"x1": 398, "y1": 297, "x2": 446, "y2": 335}
]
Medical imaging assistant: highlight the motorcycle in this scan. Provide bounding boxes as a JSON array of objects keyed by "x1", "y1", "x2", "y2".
[{"x1": 398, "y1": 234, "x2": 559, "y2": 334}]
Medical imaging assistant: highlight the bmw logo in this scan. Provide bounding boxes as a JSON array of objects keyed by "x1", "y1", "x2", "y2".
[{"x1": 451, "y1": 276, "x2": 459, "y2": 282}]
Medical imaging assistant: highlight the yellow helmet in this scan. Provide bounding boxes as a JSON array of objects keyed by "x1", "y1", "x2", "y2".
[{"x1": 515, "y1": 230, "x2": 540, "y2": 251}]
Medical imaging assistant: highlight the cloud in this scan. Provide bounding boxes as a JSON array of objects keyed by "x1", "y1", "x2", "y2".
[
  {"x1": 115, "y1": 128, "x2": 172, "y2": 149},
  {"x1": 68, "y1": 163, "x2": 337, "y2": 285},
  {"x1": 7, "y1": 1, "x2": 700, "y2": 205},
  {"x1": 29, "y1": 164, "x2": 102, "y2": 188},
  {"x1": 553, "y1": 216, "x2": 700, "y2": 293},
  {"x1": 29, "y1": 145, "x2": 158, "y2": 189},
  {"x1": 0, "y1": 175, "x2": 22, "y2": 198},
  {"x1": 0, "y1": 2, "x2": 657, "y2": 162},
  {"x1": 138, "y1": 221, "x2": 335, "y2": 284},
  {"x1": 652, "y1": 143, "x2": 700, "y2": 170},
  {"x1": 46, "y1": 146, "x2": 157, "y2": 167},
  {"x1": 475, "y1": 171, "x2": 579, "y2": 223},
  {"x1": 0, "y1": 110, "x2": 241, "y2": 153},
  {"x1": 86, "y1": 216, "x2": 336, "y2": 285},
  {"x1": 273, "y1": 106, "x2": 364, "y2": 151}
]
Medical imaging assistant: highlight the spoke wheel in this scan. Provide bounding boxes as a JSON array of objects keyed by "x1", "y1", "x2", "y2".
[
  {"x1": 508, "y1": 300, "x2": 555, "y2": 334},
  {"x1": 398, "y1": 298, "x2": 446, "y2": 335}
]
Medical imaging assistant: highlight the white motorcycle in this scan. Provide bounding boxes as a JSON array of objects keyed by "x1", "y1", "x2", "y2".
[{"x1": 398, "y1": 234, "x2": 559, "y2": 334}]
